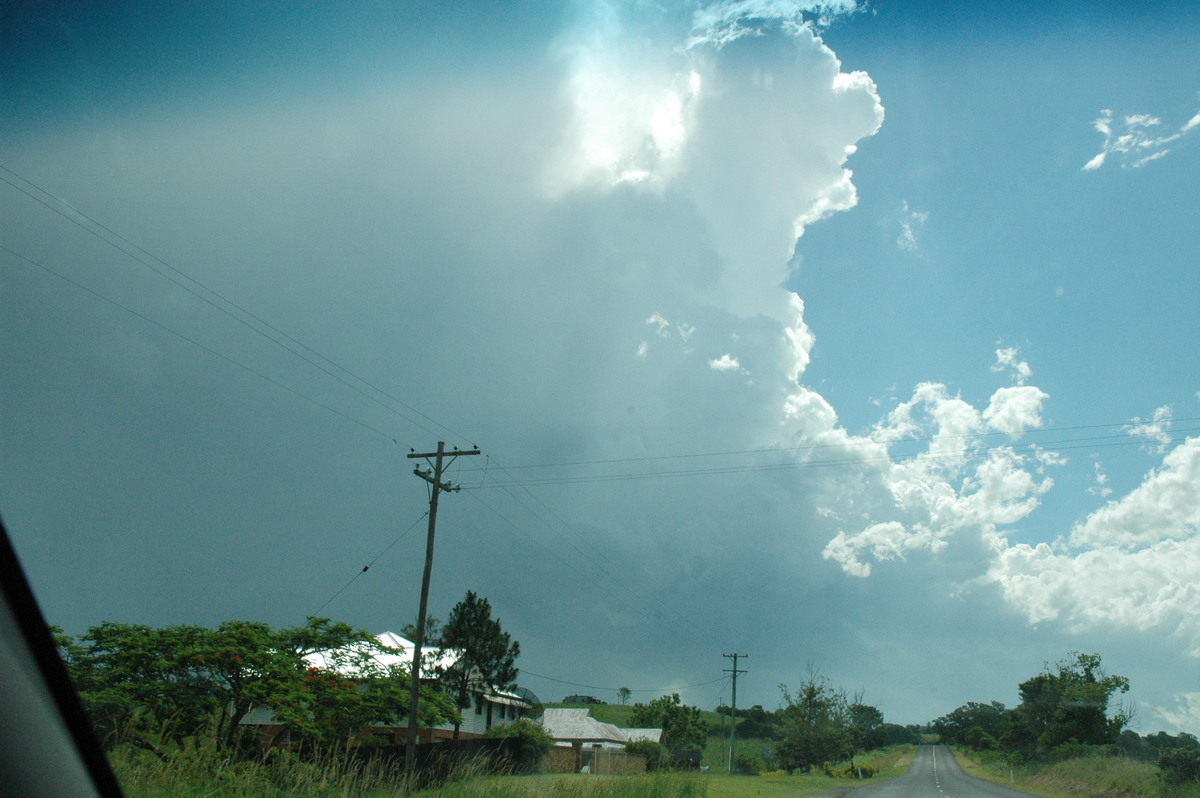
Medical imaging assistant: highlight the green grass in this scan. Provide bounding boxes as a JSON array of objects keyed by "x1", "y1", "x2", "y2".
[
  {"x1": 703, "y1": 746, "x2": 917, "y2": 798},
  {"x1": 109, "y1": 742, "x2": 709, "y2": 798},
  {"x1": 948, "y1": 747, "x2": 1200, "y2": 798}
]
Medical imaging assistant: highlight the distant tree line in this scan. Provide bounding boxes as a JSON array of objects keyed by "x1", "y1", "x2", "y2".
[
  {"x1": 712, "y1": 665, "x2": 922, "y2": 774},
  {"x1": 931, "y1": 651, "x2": 1200, "y2": 784},
  {"x1": 932, "y1": 652, "x2": 1130, "y2": 761}
]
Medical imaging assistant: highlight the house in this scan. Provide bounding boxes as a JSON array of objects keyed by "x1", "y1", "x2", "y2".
[
  {"x1": 537, "y1": 708, "x2": 662, "y2": 774},
  {"x1": 240, "y1": 631, "x2": 531, "y2": 746}
]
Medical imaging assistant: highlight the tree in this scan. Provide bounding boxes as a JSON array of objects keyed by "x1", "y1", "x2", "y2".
[
  {"x1": 933, "y1": 701, "x2": 1009, "y2": 748},
  {"x1": 734, "y1": 704, "x2": 776, "y2": 739},
  {"x1": 62, "y1": 617, "x2": 459, "y2": 755},
  {"x1": 618, "y1": 686, "x2": 632, "y2": 706},
  {"x1": 776, "y1": 666, "x2": 850, "y2": 773},
  {"x1": 846, "y1": 703, "x2": 886, "y2": 763},
  {"x1": 629, "y1": 693, "x2": 710, "y2": 752},
  {"x1": 437, "y1": 591, "x2": 521, "y2": 744},
  {"x1": 1008, "y1": 652, "x2": 1130, "y2": 757},
  {"x1": 266, "y1": 623, "x2": 458, "y2": 748}
]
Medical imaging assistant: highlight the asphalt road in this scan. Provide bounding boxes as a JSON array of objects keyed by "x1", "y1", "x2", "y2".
[{"x1": 849, "y1": 746, "x2": 1038, "y2": 798}]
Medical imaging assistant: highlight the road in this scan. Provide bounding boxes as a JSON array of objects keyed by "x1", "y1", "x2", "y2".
[{"x1": 849, "y1": 746, "x2": 1038, "y2": 798}]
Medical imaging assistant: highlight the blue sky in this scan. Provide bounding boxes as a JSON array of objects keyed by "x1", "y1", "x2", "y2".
[{"x1": 3, "y1": 0, "x2": 1200, "y2": 732}]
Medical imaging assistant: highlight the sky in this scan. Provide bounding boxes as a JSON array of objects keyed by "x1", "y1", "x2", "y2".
[{"x1": 2, "y1": 0, "x2": 1200, "y2": 733}]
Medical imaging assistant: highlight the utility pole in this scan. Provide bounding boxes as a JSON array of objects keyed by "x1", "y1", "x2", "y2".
[
  {"x1": 723, "y1": 653, "x2": 747, "y2": 774},
  {"x1": 404, "y1": 442, "x2": 479, "y2": 773}
]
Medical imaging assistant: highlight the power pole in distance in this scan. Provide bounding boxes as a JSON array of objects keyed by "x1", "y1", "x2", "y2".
[
  {"x1": 723, "y1": 653, "x2": 747, "y2": 774},
  {"x1": 404, "y1": 442, "x2": 479, "y2": 773}
]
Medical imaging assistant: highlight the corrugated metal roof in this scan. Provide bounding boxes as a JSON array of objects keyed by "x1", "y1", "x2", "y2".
[
  {"x1": 303, "y1": 632, "x2": 455, "y2": 679},
  {"x1": 537, "y1": 708, "x2": 661, "y2": 745},
  {"x1": 302, "y1": 632, "x2": 527, "y2": 703}
]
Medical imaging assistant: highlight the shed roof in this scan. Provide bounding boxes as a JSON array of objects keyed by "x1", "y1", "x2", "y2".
[{"x1": 538, "y1": 708, "x2": 661, "y2": 745}]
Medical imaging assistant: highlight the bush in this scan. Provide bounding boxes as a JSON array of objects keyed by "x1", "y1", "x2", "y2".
[
  {"x1": 823, "y1": 762, "x2": 877, "y2": 778},
  {"x1": 734, "y1": 753, "x2": 765, "y2": 774},
  {"x1": 1160, "y1": 748, "x2": 1200, "y2": 785},
  {"x1": 625, "y1": 740, "x2": 671, "y2": 770},
  {"x1": 484, "y1": 719, "x2": 554, "y2": 773}
]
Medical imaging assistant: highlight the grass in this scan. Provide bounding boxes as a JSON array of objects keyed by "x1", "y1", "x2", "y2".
[
  {"x1": 109, "y1": 738, "x2": 916, "y2": 798},
  {"x1": 110, "y1": 742, "x2": 709, "y2": 798},
  {"x1": 948, "y1": 747, "x2": 1200, "y2": 798}
]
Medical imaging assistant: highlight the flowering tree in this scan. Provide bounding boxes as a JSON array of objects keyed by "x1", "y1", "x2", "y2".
[{"x1": 61, "y1": 617, "x2": 457, "y2": 754}]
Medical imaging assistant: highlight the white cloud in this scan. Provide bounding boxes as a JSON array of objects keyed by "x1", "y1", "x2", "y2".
[
  {"x1": 646, "y1": 313, "x2": 671, "y2": 336},
  {"x1": 784, "y1": 292, "x2": 816, "y2": 382},
  {"x1": 896, "y1": 200, "x2": 928, "y2": 252},
  {"x1": 821, "y1": 369, "x2": 1056, "y2": 578},
  {"x1": 991, "y1": 346, "x2": 1032, "y2": 385},
  {"x1": 987, "y1": 438, "x2": 1200, "y2": 652},
  {"x1": 1154, "y1": 693, "x2": 1200, "y2": 733},
  {"x1": 1127, "y1": 405, "x2": 1174, "y2": 453},
  {"x1": 1089, "y1": 461, "x2": 1113, "y2": 498},
  {"x1": 1082, "y1": 106, "x2": 1199, "y2": 170},
  {"x1": 709, "y1": 353, "x2": 746, "y2": 372},
  {"x1": 983, "y1": 385, "x2": 1048, "y2": 437},
  {"x1": 1070, "y1": 437, "x2": 1200, "y2": 549},
  {"x1": 687, "y1": 0, "x2": 861, "y2": 50}
]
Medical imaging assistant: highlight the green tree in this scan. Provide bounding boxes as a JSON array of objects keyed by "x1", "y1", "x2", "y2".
[
  {"x1": 734, "y1": 704, "x2": 776, "y2": 739},
  {"x1": 932, "y1": 701, "x2": 1009, "y2": 748},
  {"x1": 62, "y1": 617, "x2": 459, "y2": 755},
  {"x1": 618, "y1": 686, "x2": 632, "y2": 705},
  {"x1": 437, "y1": 591, "x2": 521, "y2": 744},
  {"x1": 629, "y1": 693, "x2": 709, "y2": 752},
  {"x1": 484, "y1": 718, "x2": 554, "y2": 773},
  {"x1": 1008, "y1": 652, "x2": 1130, "y2": 757},
  {"x1": 266, "y1": 627, "x2": 458, "y2": 748},
  {"x1": 1159, "y1": 747, "x2": 1200, "y2": 784},
  {"x1": 67, "y1": 621, "x2": 220, "y2": 751},
  {"x1": 846, "y1": 703, "x2": 886, "y2": 763},
  {"x1": 776, "y1": 666, "x2": 850, "y2": 773}
]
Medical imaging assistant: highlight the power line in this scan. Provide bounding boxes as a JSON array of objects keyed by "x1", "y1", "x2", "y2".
[
  {"x1": 463, "y1": 430, "x2": 1199, "y2": 490},
  {"x1": 456, "y1": 418, "x2": 1200, "y2": 476},
  {"x1": 2, "y1": 244, "x2": 401, "y2": 443},
  {"x1": 518, "y1": 669, "x2": 727, "y2": 694},
  {"x1": 0, "y1": 164, "x2": 473, "y2": 450},
  {"x1": 310, "y1": 511, "x2": 429, "y2": 617}
]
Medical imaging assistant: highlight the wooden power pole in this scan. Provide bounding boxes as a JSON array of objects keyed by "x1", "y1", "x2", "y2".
[
  {"x1": 723, "y1": 653, "x2": 747, "y2": 773},
  {"x1": 404, "y1": 442, "x2": 479, "y2": 773}
]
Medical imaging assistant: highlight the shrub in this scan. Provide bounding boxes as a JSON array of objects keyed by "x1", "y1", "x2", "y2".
[
  {"x1": 823, "y1": 762, "x2": 877, "y2": 778},
  {"x1": 734, "y1": 753, "x2": 765, "y2": 774},
  {"x1": 1160, "y1": 748, "x2": 1200, "y2": 785},
  {"x1": 484, "y1": 718, "x2": 554, "y2": 773},
  {"x1": 626, "y1": 740, "x2": 671, "y2": 770}
]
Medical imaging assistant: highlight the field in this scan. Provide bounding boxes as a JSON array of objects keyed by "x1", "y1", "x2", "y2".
[{"x1": 110, "y1": 742, "x2": 914, "y2": 798}]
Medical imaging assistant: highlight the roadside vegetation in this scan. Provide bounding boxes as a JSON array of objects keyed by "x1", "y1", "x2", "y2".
[
  {"x1": 934, "y1": 652, "x2": 1200, "y2": 798},
  {"x1": 60, "y1": 618, "x2": 1200, "y2": 798}
]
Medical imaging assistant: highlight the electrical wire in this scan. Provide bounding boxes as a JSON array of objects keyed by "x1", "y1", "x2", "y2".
[
  {"x1": 0, "y1": 164, "x2": 473, "y2": 450},
  {"x1": 518, "y1": 669, "x2": 728, "y2": 694},
  {"x1": 1, "y1": 244, "x2": 401, "y2": 443},
  {"x1": 310, "y1": 511, "x2": 430, "y2": 617}
]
